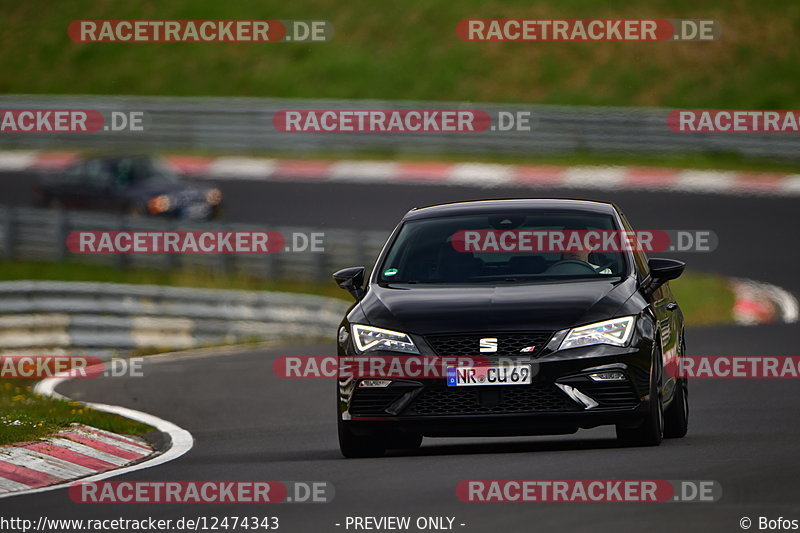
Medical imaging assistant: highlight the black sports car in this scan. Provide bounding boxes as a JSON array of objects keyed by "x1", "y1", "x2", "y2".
[
  {"x1": 333, "y1": 198, "x2": 688, "y2": 457},
  {"x1": 34, "y1": 155, "x2": 222, "y2": 220}
]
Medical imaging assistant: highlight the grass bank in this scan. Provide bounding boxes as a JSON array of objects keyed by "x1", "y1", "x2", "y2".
[{"x1": 1, "y1": 1, "x2": 797, "y2": 109}]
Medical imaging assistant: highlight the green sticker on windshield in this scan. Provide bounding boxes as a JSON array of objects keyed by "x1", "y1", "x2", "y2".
[{"x1": 384, "y1": 268, "x2": 398, "y2": 277}]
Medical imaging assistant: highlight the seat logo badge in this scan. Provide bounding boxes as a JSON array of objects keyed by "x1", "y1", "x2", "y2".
[
  {"x1": 479, "y1": 337, "x2": 498, "y2": 353},
  {"x1": 519, "y1": 346, "x2": 536, "y2": 353}
]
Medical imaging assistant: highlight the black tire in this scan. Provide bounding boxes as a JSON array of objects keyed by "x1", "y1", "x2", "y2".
[
  {"x1": 338, "y1": 418, "x2": 386, "y2": 458},
  {"x1": 385, "y1": 432, "x2": 423, "y2": 450},
  {"x1": 617, "y1": 349, "x2": 664, "y2": 447},
  {"x1": 664, "y1": 377, "x2": 689, "y2": 438}
]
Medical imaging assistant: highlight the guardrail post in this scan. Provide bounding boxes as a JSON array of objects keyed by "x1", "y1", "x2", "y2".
[
  {"x1": 314, "y1": 247, "x2": 327, "y2": 282},
  {"x1": 167, "y1": 220, "x2": 181, "y2": 271},
  {"x1": 218, "y1": 224, "x2": 233, "y2": 275},
  {"x1": 3, "y1": 207, "x2": 16, "y2": 260},
  {"x1": 266, "y1": 248, "x2": 281, "y2": 280},
  {"x1": 117, "y1": 215, "x2": 129, "y2": 269},
  {"x1": 55, "y1": 209, "x2": 68, "y2": 261}
]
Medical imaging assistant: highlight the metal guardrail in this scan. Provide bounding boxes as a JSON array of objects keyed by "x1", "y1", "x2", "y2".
[
  {"x1": 0, "y1": 206, "x2": 389, "y2": 283},
  {"x1": 0, "y1": 206, "x2": 374, "y2": 357},
  {"x1": 1, "y1": 95, "x2": 798, "y2": 160},
  {"x1": 0, "y1": 281, "x2": 350, "y2": 358}
]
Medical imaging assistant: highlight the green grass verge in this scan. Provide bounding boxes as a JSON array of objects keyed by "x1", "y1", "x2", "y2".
[
  {"x1": 1, "y1": 1, "x2": 798, "y2": 109},
  {"x1": 0, "y1": 380, "x2": 153, "y2": 446},
  {"x1": 670, "y1": 271, "x2": 735, "y2": 326},
  {"x1": 0, "y1": 259, "x2": 351, "y2": 300}
]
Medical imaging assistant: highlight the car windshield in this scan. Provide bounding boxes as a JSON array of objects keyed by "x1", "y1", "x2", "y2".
[{"x1": 379, "y1": 211, "x2": 628, "y2": 284}]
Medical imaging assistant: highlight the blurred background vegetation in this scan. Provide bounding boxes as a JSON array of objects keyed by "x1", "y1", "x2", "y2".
[{"x1": 1, "y1": 0, "x2": 797, "y2": 108}]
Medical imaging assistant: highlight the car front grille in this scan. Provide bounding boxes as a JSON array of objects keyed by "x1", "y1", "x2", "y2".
[
  {"x1": 425, "y1": 332, "x2": 553, "y2": 358},
  {"x1": 408, "y1": 385, "x2": 575, "y2": 416}
]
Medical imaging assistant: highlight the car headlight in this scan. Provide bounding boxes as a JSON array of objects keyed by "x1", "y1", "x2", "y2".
[
  {"x1": 206, "y1": 188, "x2": 223, "y2": 206},
  {"x1": 559, "y1": 316, "x2": 636, "y2": 350},
  {"x1": 351, "y1": 324, "x2": 420, "y2": 354},
  {"x1": 147, "y1": 194, "x2": 171, "y2": 214}
]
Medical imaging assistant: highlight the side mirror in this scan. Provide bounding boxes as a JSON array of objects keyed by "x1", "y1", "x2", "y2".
[
  {"x1": 333, "y1": 266, "x2": 366, "y2": 301},
  {"x1": 646, "y1": 258, "x2": 685, "y2": 293}
]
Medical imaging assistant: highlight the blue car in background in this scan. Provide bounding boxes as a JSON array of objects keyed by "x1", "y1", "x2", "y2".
[{"x1": 34, "y1": 155, "x2": 223, "y2": 220}]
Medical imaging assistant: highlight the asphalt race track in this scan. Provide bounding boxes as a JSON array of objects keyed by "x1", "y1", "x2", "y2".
[{"x1": 1, "y1": 173, "x2": 799, "y2": 532}]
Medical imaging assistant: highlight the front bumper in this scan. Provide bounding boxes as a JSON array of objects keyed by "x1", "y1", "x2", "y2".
[{"x1": 338, "y1": 348, "x2": 653, "y2": 438}]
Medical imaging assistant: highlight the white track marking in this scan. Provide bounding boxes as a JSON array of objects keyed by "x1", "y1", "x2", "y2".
[
  {"x1": 0, "y1": 477, "x2": 32, "y2": 493},
  {"x1": 675, "y1": 170, "x2": 739, "y2": 192},
  {"x1": 449, "y1": 163, "x2": 513, "y2": 187},
  {"x1": 329, "y1": 161, "x2": 397, "y2": 182},
  {"x1": 67, "y1": 428, "x2": 151, "y2": 455},
  {"x1": 0, "y1": 151, "x2": 38, "y2": 171},
  {"x1": 0, "y1": 447, "x2": 95, "y2": 478},
  {"x1": 77, "y1": 426, "x2": 151, "y2": 449},
  {"x1": 563, "y1": 166, "x2": 627, "y2": 188},
  {"x1": 206, "y1": 157, "x2": 277, "y2": 179},
  {"x1": 43, "y1": 438, "x2": 129, "y2": 466}
]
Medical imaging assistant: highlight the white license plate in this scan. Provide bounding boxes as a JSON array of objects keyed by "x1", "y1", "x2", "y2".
[{"x1": 446, "y1": 364, "x2": 532, "y2": 387}]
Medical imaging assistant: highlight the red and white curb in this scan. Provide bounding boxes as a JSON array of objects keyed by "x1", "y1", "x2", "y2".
[
  {"x1": 0, "y1": 424, "x2": 152, "y2": 495},
  {"x1": 732, "y1": 278, "x2": 800, "y2": 326},
  {"x1": 2, "y1": 150, "x2": 800, "y2": 196},
  {"x1": 0, "y1": 361, "x2": 194, "y2": 499}
]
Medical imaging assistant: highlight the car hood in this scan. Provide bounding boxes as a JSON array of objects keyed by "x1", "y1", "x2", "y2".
[{"x1": 360, "y1": 277, "x2": 636, "y2": 335}]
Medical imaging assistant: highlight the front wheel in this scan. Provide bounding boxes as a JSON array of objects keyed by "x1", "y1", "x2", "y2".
[
  {"x1": 617, "y1": 351, "x2": 664, "y2": 447},
  {"x1": 338, "y1": 418, "x2": 386, "y2": 458}
]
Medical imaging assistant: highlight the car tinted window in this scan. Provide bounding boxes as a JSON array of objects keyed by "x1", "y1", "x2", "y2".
[
  {"x1": 128, "y1": 158, "x2": 179, "y2": 183},
  {"x1": 84, "y1": 159, "x2": 112, "y2": 186},
  {"x1": 379, "y1": 212, "x2": 628, "y2": 284},
  {"x1": 112, "y1": 159, "x2": 134, "y2": 188},
  {"x1": 62, "y1": 162, "x2": 84, "y2": 182}
]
